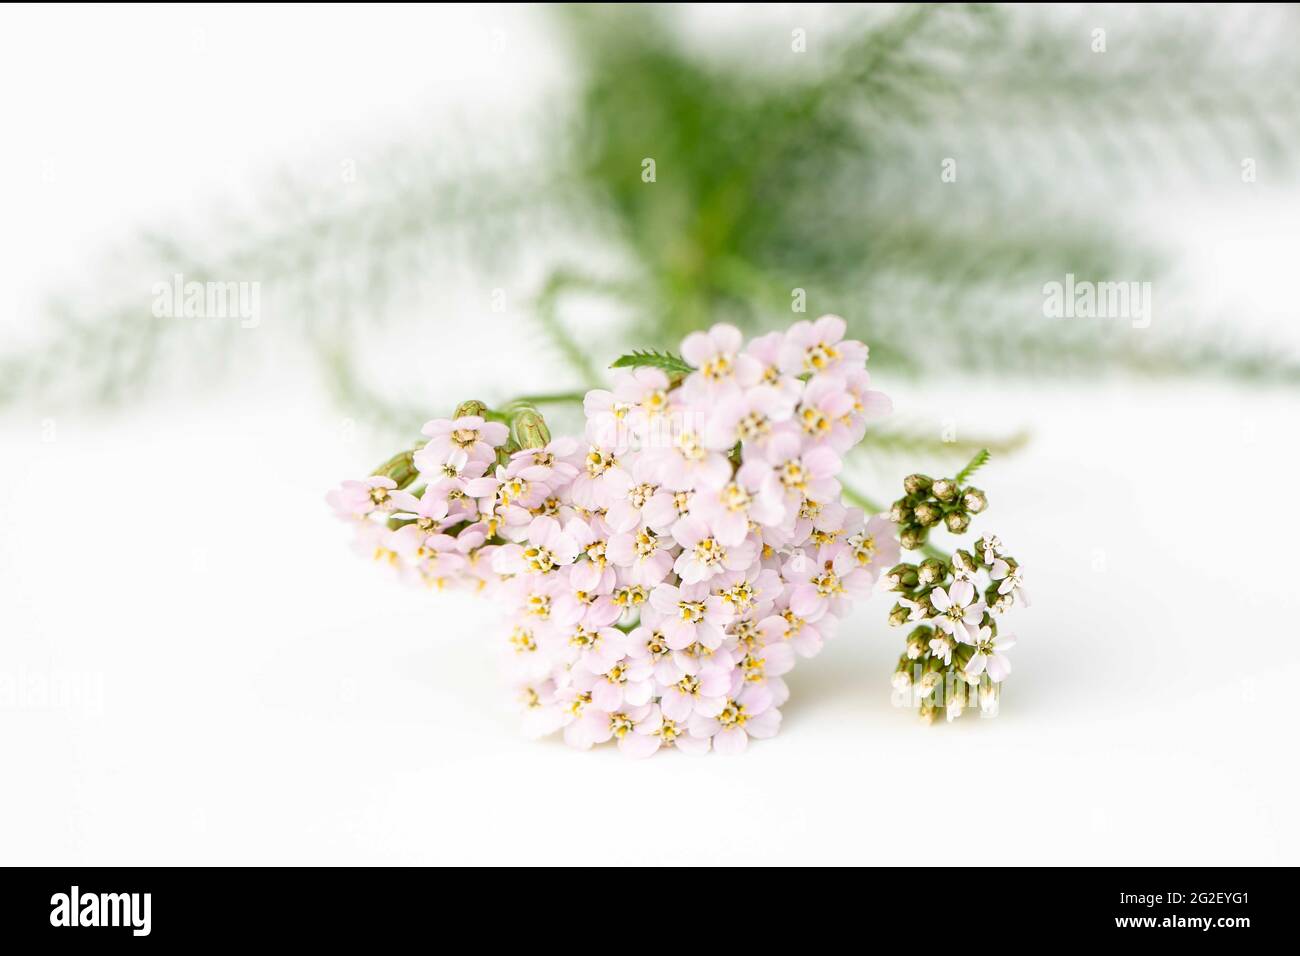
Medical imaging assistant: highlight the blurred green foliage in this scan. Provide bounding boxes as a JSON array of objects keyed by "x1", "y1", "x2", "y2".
[{"x1": 4, "y1": 3, "x2": 1299, "y2": 432}]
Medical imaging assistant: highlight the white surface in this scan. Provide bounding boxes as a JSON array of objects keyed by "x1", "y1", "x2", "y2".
[{"x1": 1, "y1": 3, "x2": 1298, "y2": 866}]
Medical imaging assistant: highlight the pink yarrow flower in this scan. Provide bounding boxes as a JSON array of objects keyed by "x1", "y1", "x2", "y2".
[
  {"x1": 647, "y1": 581, "x2": 734, "y2": 649},
  {"x1": 327, "y1": 476, "x2": 400, "y2": 518},
  {"x1": 421, "y1": 415, "x2": 509, "y2": 466},
  {"x1": 687, "y1": 684, "x2": 780, "y2": 756},
  {"x1": 779, "y1": 314, "x2": 868, "y2": 377},
  {"x1": 784, "y1": 541, "x2": 873, "y2": 620},
  {"x1": 680, "y1": 323, "x2": 762, "y2": 398},
  {"x1": 625, "y1": 704, "x2": 710, "y2": 757},
  {"x1": 659, "y1": 664, "x2": 731, "y2": 721},
  {"x1": 671, "y1": 515, "x2": 758, "y2": 585}
]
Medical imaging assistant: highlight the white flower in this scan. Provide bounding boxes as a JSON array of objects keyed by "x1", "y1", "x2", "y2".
[
  {"x1": 978, "y1": 680, "x2": 1000, "y2": 717},
  {"x1": 976, "y1": 535, "x2": 1002, "y2": 564},
  {"x1": 964, "y1": 626, "x2": 1015, "y2": 682},
  {"x1": 945, "y1": 683, "x2": 966, "y2": 722},
  {"x1": 928, "y1": 631, "x2": 954, "y2": 665},
  {"x1": 990, "y1": 558, "x2": 1030, "y2": 607},
  {"x1": 929, "y1": 578, "x2": 985, "y2": 644}
]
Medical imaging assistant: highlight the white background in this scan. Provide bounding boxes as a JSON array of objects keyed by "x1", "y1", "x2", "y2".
[{"x1": 2, "y1": 4, "x2": 1297, "y2": 865}]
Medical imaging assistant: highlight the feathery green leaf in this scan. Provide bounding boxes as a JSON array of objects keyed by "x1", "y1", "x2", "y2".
[
  {"x1": 954, "y1": 449, "x2": 992, "y2": 485},
  {"x1": 609, "y1": 350, "x2": 693, "y2": 375}
]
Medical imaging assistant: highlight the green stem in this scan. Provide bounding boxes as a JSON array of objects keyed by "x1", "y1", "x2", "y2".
[
  {"x1": 840, "y1": 481, "x2": 885, "y2": 515},
  {"x1": 918, "y1": 541, "x2": 952, "y2": 564},
  {"x1": 506, "y1": 391, "x2": 586, "y2": 406}
]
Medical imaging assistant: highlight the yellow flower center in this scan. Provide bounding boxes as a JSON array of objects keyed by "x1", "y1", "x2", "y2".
[
  {"x1": 586, "y1": 449, "x2": 615, "y2": 477},
  {"x1": 800, "y1": 406, "x2": 832, "y2": 437},
  {"x1": 634, "y1": 530, "x2": 659, "y2": 558},
  {"x1": 702, "y1": 354, "x2": 733, "y2": 381},
  {"x1": 526, "y1": 593, "x2": 551, "y2": 618},
  {"x1": 675, "y1": 431, "x2": 707, "y2": 462},
  {"x1": 629, "y1": 483, "x2": 657, "y2": 508},
  {"x1": 720, "y1": 482, "x2": 751, "y2": 512},
  {"x1": 523, "y1": 546, "x2": 555, "y2": 574},
  {"x1": 779, "y1": 461, "x2": 807, "y2": 490},
  {"x1": 717, "y1": 700, "x2": 747, "y2": 728},
  {"x1": 813, "y1": 566, "x2": 842, "y2": 596},
  {"x1": 678, "y1": 601, "x2": 706, "y2": 624},
  {"x1": 609, "y1": 712, "x2": 635, "y2": 738},
  {"x1": 805, "y1": 342, "x2": 839, "y2": 371},
  {"x1": 693, "y1": 537, "x2": 725, "y2": 568},
  {"x1": 736, "y1": 411, "x2": 768, "y2": 442},
  {"x1": 614, "y1": 585, "x2": 648, "y2": 607},
  {"x1": 500, "y1": 478, "x2": 529, "y2": 505}
]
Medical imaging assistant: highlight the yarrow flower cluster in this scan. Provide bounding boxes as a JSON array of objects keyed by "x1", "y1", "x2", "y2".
[
  {"x1": 884, "y1": 467, "x2": 1029, "y2": 723},
  {"x1": 330, "y1": 316, "x2": 1027, "y2": 750}
]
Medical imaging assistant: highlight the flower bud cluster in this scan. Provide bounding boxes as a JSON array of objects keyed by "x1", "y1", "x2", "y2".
[
  {"x1": 890, "y1": 473, "x2": 988, "y2": 549},
  {"x1": 885, "y1": 479, "x2": 1028, "y2": 722}
]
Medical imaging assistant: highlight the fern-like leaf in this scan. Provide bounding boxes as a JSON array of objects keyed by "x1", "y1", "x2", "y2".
[
  {"x1": 954, "y1": 449, "x2": 991, "y2": 485},
  {"x1": 609, "y1": 350, "x2": 693, "y2": 375}
]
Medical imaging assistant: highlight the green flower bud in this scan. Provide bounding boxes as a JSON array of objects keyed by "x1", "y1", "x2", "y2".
[
  {"x1": 454, "y1": 399, "x2": 488, "y2": 419},
  {"x1": 511, "y1": 407, "x2": 551, "y2": 450},
  {"x1": 905, "y1": 625, "x2": 932, "y2": 659},
  {"x1": 370, "y1": 449, "x2": 418, "y2": 489},
  {"x1": 903, "y1": 473, "x2": 933, "y2": 496},
  {"x1": 962, "y1": 487, "x2": 987, "y2": 514},
  {"x1": 913, "y1": 501, "x2": 942, "y2": 527},
  {"x1": 952, "y1": 548, "x2": 979, "y2": 575},
  {"x1": 889, "y1": 498, "x2": 913, "y2": 524},
  {"x1": 888, "y1": 603, "x2": 912, "y2": 627},
  {"x1": 899, "y1": 525, "x2": 929, "y2": 550},
  {"x1": 917, "y1": 557, "x2": 948, "y2": 586},
  {"x1": 884, "y1": 562, "x2": 919, "y2": 590},
  {"x1": 944, "y1": 510, "x2": 971, "y2": 534},
  {"x1": 912, "y1": 591, "x2": 935, "y2": 617},
  {"x1": 931, "y1": 478, "x2": 957, "y2": 502}
]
